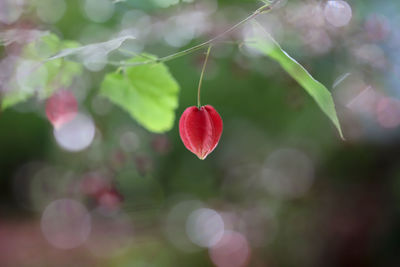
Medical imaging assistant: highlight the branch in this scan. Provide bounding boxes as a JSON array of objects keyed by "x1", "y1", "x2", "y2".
[{"x1": 108, "y1": 1, "x2": 280, "y2": 67}]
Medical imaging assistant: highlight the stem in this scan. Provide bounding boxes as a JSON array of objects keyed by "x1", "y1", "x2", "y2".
[
  {"x1": 116, "y1": 67, "x2": 123, "y2": 74},
  {"x1": 197, "y1": 45, "x2": 212, "y2": 107},
  {"x1": 109, "y1": 1, "x2": 278, "y2": 67}
]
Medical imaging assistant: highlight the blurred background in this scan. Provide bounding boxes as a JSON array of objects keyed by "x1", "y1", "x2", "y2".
[{"x1": 1, "y1": 0, "x2": 400, "y2": 266}]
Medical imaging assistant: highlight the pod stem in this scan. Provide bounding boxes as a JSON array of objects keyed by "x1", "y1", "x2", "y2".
[{"x1": 197, "y1": 45, "x2": 212, "y2": 108}]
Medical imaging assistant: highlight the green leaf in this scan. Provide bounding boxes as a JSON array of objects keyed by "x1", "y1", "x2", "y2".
[
  {"x1": 100, "y1": 54, "x2": 180, "y2": 133},
  {"x1": 245, "y1": 22, "x2": 344, "y2": 139},
  {"x1": 1, "y1": 33, "x2": 83, "y2": 110}
]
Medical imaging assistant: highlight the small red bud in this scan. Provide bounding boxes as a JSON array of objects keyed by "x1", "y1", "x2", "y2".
[
  {"x1": 179, "y1": 105, "x2": 223, "y2": 160},
  {"x1": 96, "y1": 188, "x2": 124, "y2": 210},
  {"x1": 45, "y1": 90, "x2": 78, "y2": 129}
]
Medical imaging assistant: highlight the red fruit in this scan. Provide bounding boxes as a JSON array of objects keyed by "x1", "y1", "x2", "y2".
[
  {"x1": 134, "y1": 155, "x2": 153, "y2": 176},
  {"x1": 179, "y1": 105, "x2": 223, "y2": 160},
  {"x1": 45, "y1": 90, "x2": 78, "y2": 129},
  {"x1": 97, "y1": 188, "x2": 124, "y2": 210},
  {"x1": 80, "y1": 172, "x2": 111, "y2": 197},
  {"x1": 151, "y1": 135, "x2": 171, "y2": 155}
]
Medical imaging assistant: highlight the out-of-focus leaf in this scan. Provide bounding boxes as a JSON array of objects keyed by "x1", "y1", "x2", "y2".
[
  {"x1": 0, "y1": 29, "x2": 49, "y2": 46},
  {"x1": 1, "y1": 34, "x2": 83, "y2": 109},
  {"x1": 100, "y1": 54, "x2": 180, "y2": 133},
  {"x1": 46, "y1": 35, "x2": 136, "y2": 61},
  {"x1": 245, "y1": 21, "x2": 344, "y2": 139}
]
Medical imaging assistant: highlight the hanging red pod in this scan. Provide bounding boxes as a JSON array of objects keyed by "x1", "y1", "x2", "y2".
[{"x1": 179, "y1": 105, "x2": 223, "y2": 160}]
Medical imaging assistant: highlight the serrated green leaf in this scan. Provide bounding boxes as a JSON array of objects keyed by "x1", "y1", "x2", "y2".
[
  {"x1": 1, "y1": 34, "x2": 83, "y2": 109},
  {"x1": 100, "y1": 54, "x2": 180, "y2": 133},
  {"x1": 246, "y1": 21, "x2": 344, "y2": 139}
]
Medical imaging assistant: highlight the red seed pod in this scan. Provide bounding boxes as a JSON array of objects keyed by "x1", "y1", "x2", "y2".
[
  {"x1": 179, "y1": 105, "x2": 223, "y2": 160},
  {"x1": 96, "y1": 188, "x2": 124, "y2": 211},
  {"x1": 45, "y1": 89, "x2": 78, "y2": 129}
]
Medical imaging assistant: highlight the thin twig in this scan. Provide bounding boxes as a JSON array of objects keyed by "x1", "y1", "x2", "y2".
[{"x1": 108, "y1": 1, "x2": 279, "y2": 67}]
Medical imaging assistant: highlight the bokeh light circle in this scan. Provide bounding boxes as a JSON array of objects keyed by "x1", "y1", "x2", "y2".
[
  {"x1": 84, "y1": 0, "x2": 114, "y2": 23},
  {"x1": 36, "y1": 0, "x2": 66, "y2": 24},
  {"x1": 119, "y1": 130, "x2": 140, "y2": 152},
  {"x1": 86, "y1": 210, "x2": 134, "y2": 258},
  {"x1": 262, "y1": 148, "x2": 314, "y2": 199},
  {"x1": 209, "y1": 231, "x2": 251, "y2": 267},
  {"x1": 53, "y1": 113, "x2": 96, "y2": 152},
  {"x1": 376, "y1": 97, "x2": 400, "y2": 129},
  {"x1": 41, "y1": 199, "x2": 91, "y2": 249},
  {"x1": 164, "y1": 199, "x2": 204, "y2": 252},
  {"x1": 324, "y1": 1, "x2": 352, "y2": 27},
  {"x1": 186, "y1": 208, "x2": 225, "y2": 248},
  {"x1": 0, "y1": 0, "x2": 24, "y2": 24}
]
